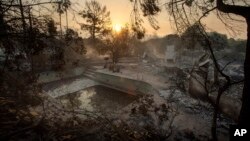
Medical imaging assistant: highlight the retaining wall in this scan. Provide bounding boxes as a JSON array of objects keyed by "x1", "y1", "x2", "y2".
[
  {"x1": 92, "y1": 71, "x2": 159, "y2": 96},
  {"x1": 42, "y1": 70, "x2": 159, "y2": 98}
]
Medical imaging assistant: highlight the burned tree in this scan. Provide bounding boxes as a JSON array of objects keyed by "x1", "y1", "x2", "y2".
[
  {"x1": 65, "y1": 28, "x2": 86, "y2": 55},
  {"x1": 101, "y1": 26, "x2": 131, "y2": 72}
]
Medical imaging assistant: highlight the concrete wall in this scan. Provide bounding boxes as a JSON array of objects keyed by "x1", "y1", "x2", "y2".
[
  {"x1": 43, "y1": 69, "x2": 159, "y2": 99},
  {"x1": 43, "y1": 78, "x2": 99, "y2": 98},
  {"x1": 93, "y1": 72, "x2": 158, "y2": 96}
]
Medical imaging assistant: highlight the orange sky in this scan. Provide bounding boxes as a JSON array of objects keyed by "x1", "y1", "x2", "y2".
[{"x1": 50, "y1": 0, "x2": 247, "y2": 39}]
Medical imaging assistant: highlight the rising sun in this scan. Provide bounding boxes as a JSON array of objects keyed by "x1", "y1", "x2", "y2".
[{"x1": 113, "y1": 24, "x2": 122, "y2": 32}]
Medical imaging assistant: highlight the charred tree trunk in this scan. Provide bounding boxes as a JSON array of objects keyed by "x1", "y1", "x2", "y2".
[
  {"x1": 214, "y1": 64, "x2": 219, "y2": 84},
  {"x1": 0, "y1": 1, "x2": 5, "y2": 37},
  {"x1": 239, "y1": 17, "x2": 250, "y2": 127},
  {"x1": 65, "y1": 9, "x2": 68, "y2": 30},
  {"x1": 58, "y1": 1, "x2": 63, "y2": 38},
  {"x1": 59, "y1": 12, "x2": 62, "y2": 37},
  {"x1": 216, "y1": 0, "x2": 250, "y2": 127},
  {"x1": 0, "y1": 1, "x2": 9, "y2": 73},
  {"x1": 19, "y1": 0, "x2": 26, "y2": 33},
  {"x1": 28, "y1": 6, "x2": 34, "y2": 73},
  {"x1": 92, "y1": 21, "x2": 96, "y2": 41}
]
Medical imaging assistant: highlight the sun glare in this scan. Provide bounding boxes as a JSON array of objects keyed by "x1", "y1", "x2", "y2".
[{"x1": 113, "y1": 24, "x2": 122, "y2": 32}]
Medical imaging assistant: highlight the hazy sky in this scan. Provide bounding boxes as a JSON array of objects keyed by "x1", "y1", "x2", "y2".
[{"x1": 42, "y1": 0, "x2": 247, "y2": 39}]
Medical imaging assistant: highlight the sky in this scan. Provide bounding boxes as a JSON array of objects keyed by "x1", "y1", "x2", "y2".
[{"x1": 35, "y1": 0, "x2": 247, "y2": 39}]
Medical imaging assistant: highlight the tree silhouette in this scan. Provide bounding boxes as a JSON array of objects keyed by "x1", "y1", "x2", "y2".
[
  {"x1": 79, "y1": 0, "x2": 111, "y2": 40},
  {"x1": 102, "y1": 26, "x2": 131, "y2": 67},
  {"x1": 181, "y1": 24, "x2": 204, "y2": 50},
  {"x1": 47, "y1": 18, "x2": 57, "y2": 38},
  {"x1": 208, "y1": 32, "x2": 228, "y2": 51}
]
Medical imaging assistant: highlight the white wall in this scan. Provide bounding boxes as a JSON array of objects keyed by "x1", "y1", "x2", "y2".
[{"x1": 165, "y1": 45, "x2": 176, "y2": 63}]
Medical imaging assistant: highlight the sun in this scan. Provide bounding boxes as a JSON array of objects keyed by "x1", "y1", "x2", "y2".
[{"x1": 113, "y1": 24, "x2": 122, "y2": 32}]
